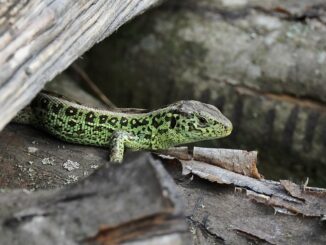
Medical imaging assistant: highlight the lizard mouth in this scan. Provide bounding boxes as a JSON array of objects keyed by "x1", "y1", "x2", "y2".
[
  {"x1": 226, "y1": 124, "x2": 233, "y2": 136},
  {"x1": 222, "y1": 120, "x2": 233, "y2": 137}
]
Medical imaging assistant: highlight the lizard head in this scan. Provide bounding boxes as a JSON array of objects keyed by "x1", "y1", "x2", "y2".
[{"x1": 159, "y1": 100, "x2": 233, "y2": 146}]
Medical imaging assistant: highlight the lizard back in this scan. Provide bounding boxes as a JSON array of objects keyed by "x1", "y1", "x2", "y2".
[{"x1": 15, "y1": 92, "x2": 153, "y2": 147}]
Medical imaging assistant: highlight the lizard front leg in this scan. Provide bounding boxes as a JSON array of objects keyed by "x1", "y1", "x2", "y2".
[{"x1": 108, "y1": 131, "x2": 145, "y2": 162}]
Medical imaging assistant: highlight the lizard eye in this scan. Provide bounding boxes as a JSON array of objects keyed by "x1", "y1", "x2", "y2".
[{"x1": 198, "y1": 116, "x2": 208, "y2": 125}]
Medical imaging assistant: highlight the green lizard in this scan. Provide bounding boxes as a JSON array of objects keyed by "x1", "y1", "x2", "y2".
[{"x1": 13, "y1": 91, "x2": 232, "y2": 162}]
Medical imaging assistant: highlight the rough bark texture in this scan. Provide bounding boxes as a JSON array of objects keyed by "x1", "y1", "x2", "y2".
[
  {"x1": 0, "y1": 153, "x2": 189, "y2": 245},
  {"x1": 83, "y1": 0, "x2": 326, "y2": 186},
  {"x1": 0, "y1": 0, "x2": 161, "y2": 131},
  {"x1": 168, "y1": 167, "x2": 326, "y2": 245}
]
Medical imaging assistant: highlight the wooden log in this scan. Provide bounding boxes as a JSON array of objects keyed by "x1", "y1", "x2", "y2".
[
  {"x1": 0, "y1": 0, "x2": 162, "y2": 131},
  {"x1": 0, "y1": 153, "x2": 189, "y2": 244}
]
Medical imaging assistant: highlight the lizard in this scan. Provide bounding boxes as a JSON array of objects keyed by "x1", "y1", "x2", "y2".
[{"x1": 13, "y1": 91, "x2": 233, "y2": 162}]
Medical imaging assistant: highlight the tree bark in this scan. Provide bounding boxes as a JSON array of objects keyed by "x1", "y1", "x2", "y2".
[{"x1": 0, "y1": 0, "x2": 161, "y2": 131}]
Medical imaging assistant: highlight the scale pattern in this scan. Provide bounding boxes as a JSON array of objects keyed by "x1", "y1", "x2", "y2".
[{"x1": 14, "y1": 92, "x2": 233, "y2": 158}]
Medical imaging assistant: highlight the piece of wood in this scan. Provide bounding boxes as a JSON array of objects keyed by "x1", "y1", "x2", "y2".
[
  {"x1": 0, "y1": 153, "x2": 189, "y2": 245},
  {"x1": 163, "y1": 160, "x2": 326, "y2": 244},
  {"x1": 0, "y1": 0, "x2": 161, "y2": 131},
  {"x1": 175, "y1": 159, "x2": 325, "y2": 217},
  {"x1": 156, "y1": 147, "x2": 260, "y2": 178}
]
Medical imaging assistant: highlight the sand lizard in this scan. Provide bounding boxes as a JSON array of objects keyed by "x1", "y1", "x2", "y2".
[{"x1": 13, "y1": 91, "x2": 233, "y2": 162}]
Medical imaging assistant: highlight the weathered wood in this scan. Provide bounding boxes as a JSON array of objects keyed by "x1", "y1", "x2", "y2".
[
  {"x1": 175, "y1": 158, "x2": 326, "y2": 217},
  {"x1": 164, "y1": 161, "x2": 326, "y2": 244},
  {"x1": 157, "y1": 147, "x2": 260, "y2": 178},
  {"x1": 0, "y1": 0, "x2": 161, "y2": 131},
  {"x1": 0, "y1": 153, "x2": 189, "y2": 245}
]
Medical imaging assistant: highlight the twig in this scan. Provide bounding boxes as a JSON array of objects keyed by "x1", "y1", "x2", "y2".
[{"x1": 71, "y1": 63, "x2": 117, "y2": 108}]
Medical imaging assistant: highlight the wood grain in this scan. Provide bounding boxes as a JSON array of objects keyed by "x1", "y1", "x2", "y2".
[{"x1": 0, "y1": 0, "x2": 161, "y2": 130}]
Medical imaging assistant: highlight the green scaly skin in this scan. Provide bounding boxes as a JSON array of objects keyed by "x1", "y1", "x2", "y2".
[{"x1": 13, "y1": 91, "x2": 233, "y2": 162}]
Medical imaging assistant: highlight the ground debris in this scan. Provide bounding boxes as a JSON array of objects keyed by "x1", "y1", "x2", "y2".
[
  {"x1": 156, "y1": 146, "x2": 260, "y2": 178},
  {"x1": 41, "y1": 157, "x2": 55, "y2": 166},
  {"x1": 63, "y1": 160, "x2": 80, "y2": 171},
  {"x1": 158, "y1": 150, "x2": 326, "y2": 220}
]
